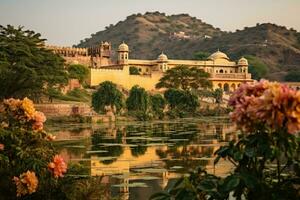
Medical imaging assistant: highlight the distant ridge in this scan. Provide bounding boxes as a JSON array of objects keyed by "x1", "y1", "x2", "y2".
[{"x1": 76, "y1": 12, "x2": 300, "y2": 80}]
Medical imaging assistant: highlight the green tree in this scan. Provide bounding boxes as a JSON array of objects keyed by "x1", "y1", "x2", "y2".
[
  {"x1": 129, "y1": 66, "x2": 140, "y2": 75},
  {"x1": 67, "y1": 64, "x2": 89, "y2": 83},
  {"x1": 213, "y1": 88, "x2": 223, "y2": 104},
  {"x1": 193, "y1": 51, "x2": 210, "y2": 60},
  {"x1": 164, "y1": 88, "x2": 184, "y2": 109},
  {"x1": 156, "y1": 65, "x2": 212, "y2": 90},
  {"x1": 245, "y1": 55, "x2": 268, "y2": 80},
  {"x1": 126, "y1": 85, "x2": 150, "y2": 112},
  {"x1": 164, "y1": 89, "x2": 199, "y2": 112},
  {"x1": 284, "y1": 70, "x2": 300, "y2": 82},
  {"x1": 92, "y1": 81, "x2": 124, "y2": 113},
  {"x1": 0, "y1": 25, "x2": 68, "y2": 100},
  {"x1": 150, "y1": 94, "x2": 166, "y2": 119}
]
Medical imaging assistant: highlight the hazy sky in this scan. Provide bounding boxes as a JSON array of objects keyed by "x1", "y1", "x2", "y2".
[{"x1": 1, "y1": 0, "x2": 299, "y2": 46}]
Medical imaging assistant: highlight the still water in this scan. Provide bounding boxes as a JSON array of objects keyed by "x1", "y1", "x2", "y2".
[{"x1": 46, "y1": 117, "x2": 236, "y2": 200}]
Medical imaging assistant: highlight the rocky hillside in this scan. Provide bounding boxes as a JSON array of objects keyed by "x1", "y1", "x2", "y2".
[{"x1": 77, "y1": 12, "x2": 300, "y2": 81}]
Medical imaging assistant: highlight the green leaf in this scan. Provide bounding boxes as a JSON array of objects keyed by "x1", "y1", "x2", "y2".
[
  {"x1": 234, "y1": 151, "x2": 243, "y2": 161},
  {"x1": 223, "y1": 176, "x2": 240, "y2": 191}
]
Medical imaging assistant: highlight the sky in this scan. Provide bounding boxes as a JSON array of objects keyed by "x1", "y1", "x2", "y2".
[{"x1": 0, "y1": 0, "x2": 299, "y2": 46}]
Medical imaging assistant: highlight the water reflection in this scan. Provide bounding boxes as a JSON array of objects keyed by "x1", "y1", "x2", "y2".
[{"x1": 47, "y1": 117, "x2": 236, "y2": 200}]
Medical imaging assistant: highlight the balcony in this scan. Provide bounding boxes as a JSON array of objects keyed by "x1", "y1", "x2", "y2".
[{"x1": 210, "y1": 73, "x2": 252, "y2": 80}]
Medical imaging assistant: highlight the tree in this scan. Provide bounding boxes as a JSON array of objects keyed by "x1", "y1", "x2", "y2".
[
  {"x1": 0, "y1": 25, "x2": 68, "y2": 100},
  {"x1": 156, "y1": 65, "x2": 212, "y2": 90},
  {"x1": 67, "y1": 64, "x2": 89, "y2": 84},
  {"x1": 150, "y1": 94, "x2": 166, "y2": 119},
  {"x1": 126, "y1": 85, "x2": 150, "y2": 112},
  {"x1": 213, "y1": 88, "x2": 223, "y2": 104},
  {"x1": 92, "y1": 81, "x2": 124, "y2": 113},
  {"x1": 129, "y1": 66, "x2": 140, "y2": 75},
  {"x1": 245, "y1": 55, "x2": 268, "y2": 80},
  {"x1": 284, "y1": 70, "x2": 300, "y2": 82},
  {"x1": 164, "y1": 88, "x2": 199, "y2": 112},
  {"x1": 150, "y1": 94, "x2": 166, "y2": 112},
  {"x1": 193, "y1": 51, "x2": 210, "y2": 60}
]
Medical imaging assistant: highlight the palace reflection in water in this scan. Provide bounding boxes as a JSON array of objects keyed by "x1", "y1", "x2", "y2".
[{"x1": 47, "y1": 117, "x2": 236, "y2": 200}]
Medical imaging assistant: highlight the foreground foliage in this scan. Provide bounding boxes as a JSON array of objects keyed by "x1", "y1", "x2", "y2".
[
  {"x1": 0, "y1": 98, "x2": 107, "y2": 199},
  {"x1": 0, "y1": 25, "x2": 68, "y2": 101},
  {"x1": 151, "y1": 80, "x2": 300, "y2": 200}
]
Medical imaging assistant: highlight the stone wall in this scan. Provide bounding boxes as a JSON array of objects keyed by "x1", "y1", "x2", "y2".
[{"x1": 35, "y1": 103, "x2": 92, "y2": 117}]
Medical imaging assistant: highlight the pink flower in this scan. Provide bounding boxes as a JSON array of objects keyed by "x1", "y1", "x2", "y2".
[
  {"x1": 0, "y1": 143, "x2": 4, "y2": 150},
  {"x1": 48, "y1": 155, "x2": 67, "y2": 178},
  {"x1": 229, "y1": 80, "x2": 300, "y2": 134}
]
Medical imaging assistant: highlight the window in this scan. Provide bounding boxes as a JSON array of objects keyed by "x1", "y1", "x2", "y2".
[{"x1": 219, "y1": 69, "x2": 224, "y2": 73}]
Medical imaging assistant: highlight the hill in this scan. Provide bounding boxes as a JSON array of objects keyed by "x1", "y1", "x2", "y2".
[{"x1": 76, "y1": 12, "x2": 300, "y2": 81}]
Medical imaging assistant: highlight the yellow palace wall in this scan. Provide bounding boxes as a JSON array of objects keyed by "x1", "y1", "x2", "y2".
[
  {"x1": 90, "y1": 67, "x2": 250, "y2": 91},
  {"x1": 89, "y1": 66, "x2": 163, "y2": 90}
]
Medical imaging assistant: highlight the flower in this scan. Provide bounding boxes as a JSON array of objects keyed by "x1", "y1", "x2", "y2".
[
  {"x1": 0, "y1": 143, "x2": 4, "y2": 150},
  {"x1": 13, "y1": 171, "x2": 38, "y2": 197},
  {"x1": 48, "y1": 155, "x2": 67, "y2": 178},
  {"x1": 32, "y1": 111, "x2": 46, "y2": 131},
  {"x1": 229, "y1": 80, "x2": 300, "y2": 134},
  {"x1": 45, "y1": 134, "x2": 56, "y2": 141},
  {"x1": 21, "y1": 97, "x2": 36, "y2": 120}
]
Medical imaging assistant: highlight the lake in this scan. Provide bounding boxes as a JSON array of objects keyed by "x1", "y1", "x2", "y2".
[{"x1": 46, "y1": 117, "x2": 236, "y2": 200}]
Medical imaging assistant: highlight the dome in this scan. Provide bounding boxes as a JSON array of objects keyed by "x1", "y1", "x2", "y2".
[
  {"x1": 238, "y1": 57, "x2": 248, "y2": 66},
  {"x1": 157, "y1": 52, "x2": 168, "y2": 62},
  {"x1": 118, "y1": 42, "x2": 129, "y2": 52},
  {"x1": 208, "y1": 50, "x2": 229, "y2": 60}
]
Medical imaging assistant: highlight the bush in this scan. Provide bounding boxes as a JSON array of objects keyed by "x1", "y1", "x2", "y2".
[
  {"x1": 245, "y1": 55, "x2": 268, "y2": 80},
  {"x1": 0, "y1": 98, "x2": 67, "y2": 199},
  {"x1": 285, "y1": 70, "x2": 300, "y2": 82}
]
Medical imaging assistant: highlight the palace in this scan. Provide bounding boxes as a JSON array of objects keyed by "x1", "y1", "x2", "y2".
[{"x1": 46, "y1": 42, "x2": 252, "y2": 91}]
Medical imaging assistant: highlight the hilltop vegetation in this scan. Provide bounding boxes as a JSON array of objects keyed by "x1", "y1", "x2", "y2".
[{"x1": 77, "y1": 12, "x2": 300, "y2": 81}]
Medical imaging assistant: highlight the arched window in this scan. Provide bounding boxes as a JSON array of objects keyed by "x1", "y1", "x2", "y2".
[
  {"x1": 224, "y1": 83, "x2": 229, "y2": 92},
  {"x1": 219, "y1": 69, "x2": 224, "y2": 73},
  {"x1": 231, "y1": 83, "x2": 236, "y2": 91}
]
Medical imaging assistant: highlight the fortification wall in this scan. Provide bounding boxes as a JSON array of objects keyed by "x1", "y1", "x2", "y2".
[
  {"x1": 35, "y1": 103, "x2": 92, "y2": 117},
  {"x1": 90, "y1": 67, "x2": 162, "y2": 90},
  {"x1": 64, "y1": 56, "x2": 91, "y2": 66}
]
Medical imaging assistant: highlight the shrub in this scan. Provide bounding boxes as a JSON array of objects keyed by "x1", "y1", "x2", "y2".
[{"x1": 0, "y1": 98, "x2": 67, "y2": 198}]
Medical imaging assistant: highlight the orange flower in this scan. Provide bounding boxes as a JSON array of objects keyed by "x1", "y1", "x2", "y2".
[
  {"x1": 32, "y1": 111, "x2": 46, "y2": 131},
  {"x1": 13, "y1": 171, "x2": 38, "y2": 197},
  {"x1": 48, "y1": 155, "x2": 67, "y2": 178},
  {"x1": 45, "y1": 134, "x2": 56, "y2": 141},
  {"x1": 21, "y1": 97, "x2": 36, "y2": 120}
]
